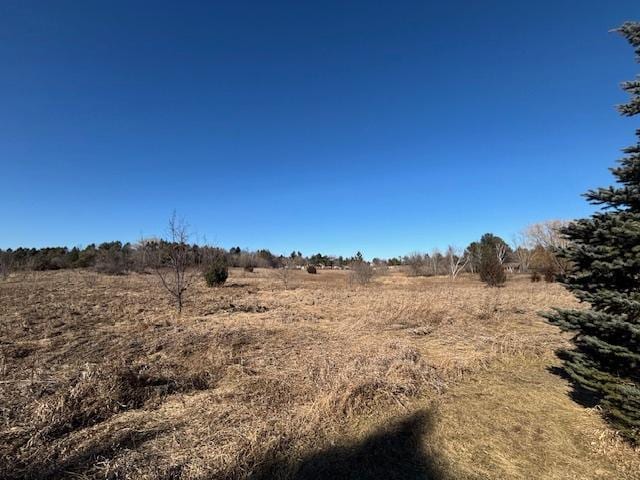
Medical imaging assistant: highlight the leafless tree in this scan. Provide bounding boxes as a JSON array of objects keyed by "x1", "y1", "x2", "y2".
[
  {"x1": 525, "y1": 220, "x2": 570, "y2": 250},
  {"x1": 349, "y1": 260, "x2": 375, "y2": 286},
  {"x1": 445, "y1": 246, "x2": 469, "y2": 280},
  {"x1": 525, "y1": 220, "x2": 571, "y2": 276},
  {"x1": 466, "y1": 246, "x2": 481, "y2": 274},
  {"x1": 405, "y1": 252, "x2": 426, "y2": 276},
  {"x1": 495, "y1": 243, "x2": 508, "y2": 265},
  {"x1": 148, "y1": 213, "x2": 199, "y2": 313},
  {"x1": 430, "y1": 248, "x2": 441, "y2": 276},
  {"x1": 511, "y1": 232, "x2": 533, "y2": 273},
  {"x1": 274, "y1": 259, "x2": 293, "y2": 289},
  {"x1": 132, "y1": 235, "x2": 160, "y2": 273},
  {"x1": 239, "y1": 251, "x2": 257, "y2": 270}
]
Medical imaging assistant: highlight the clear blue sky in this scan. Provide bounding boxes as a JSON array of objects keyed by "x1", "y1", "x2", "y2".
[{"x1": 1, "y1": 1, "x2": 639, "y2": 259}]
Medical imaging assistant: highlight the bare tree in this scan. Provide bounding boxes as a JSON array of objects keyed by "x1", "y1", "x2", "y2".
[
  {"x1": 511, "y1": 232, "x2": 533, "y2": 273},
  {"x1": 430, "y1": 248, "x2": 441, "y2": 276},
  {"x1": 349, "y1": 260, "x2": 375, "y2": 286},
  {"x1": 466, "y1": 243, "x2": 481, "y2": 274},
  {"x1": 274, "y1": 259, "x2": 293, "y2": 289},
  {"x1": 525, "y1": 220, "x2": 571, "y2": 276},
  {"x1": 525, "y1": 220, "x2": 570, "y2": 250},
  {"x1": 495, "y1": 243, "x2": 508, "y2": 265},
  {"x1": 148, "y1": 213, "x2": 199, "y2": 313},
  {"x1": 132, "y1": 235, "x2": 160, "y2": 273},
  {"x1": 404, "y1": 252, "x2": 426, "y2": 276},
  {"x1": 445, "y1": 246, "x2": 469, "y2": 280}
]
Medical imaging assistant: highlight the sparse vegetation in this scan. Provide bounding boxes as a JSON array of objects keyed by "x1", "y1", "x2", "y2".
[
  {"x1": 275, "y1": 261, "x2": 293, "y2": 289},
  {"x1": 2, "y1": 269, "x2": 639, "y2": 479},
  {"x1": 147, "y1": 213, "x2": 199, "y2": 313},
  {"x1": 349, "y1": 260, "x2": 374, "y2": 285}
]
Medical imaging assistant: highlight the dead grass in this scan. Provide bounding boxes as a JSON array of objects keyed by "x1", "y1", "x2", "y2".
[{"x1": 0, "y1": 269, "x2": 638, "y2": 479}]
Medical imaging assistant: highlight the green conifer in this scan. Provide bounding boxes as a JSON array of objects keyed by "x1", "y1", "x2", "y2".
[{"x1": 544, "y1": 22, "x2": 640, "y2": 442}]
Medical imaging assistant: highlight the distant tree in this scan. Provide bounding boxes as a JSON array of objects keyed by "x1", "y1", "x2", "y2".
[
  {"x1": 429, "y1": 248, "x2": 442, "y2": 275},
  {"x1": 445, "y1": 246, "x2": 469, "y2": 280},
  {"x1": 94, "y1": 241, "x2": 130, "y2": 275},
  {"x1": 130, "y1": 237, "x2": 157, "y2": 273},
  {"x1": 0, "y1": 250, "x2": 13, "y2": 280},
  {"x1": 148, "y1": 213, "x2": 198, "y2": 313},
  {"x1": 404, "y1": 252, "x2": 426, "y2": 276},
  {"x1": 274, "y1": 259, "x2": 293, "y2": 289},
  {"x1": 466, "y1": 242, "x2": 482, "y2": 274},
  {"x1": 67, "y1": 247, "x2": 80, "y2": 266},
  {"x1": 525, "y1": 220, "x2": 571, "y2": 278},
  {"x1": 530, "y1": 245, "x2": 559, "y2": 282},
  {"x1": 76, "y1": 244, "x2": 97, "y2": 268},
  {"x1": 309, "y1": 253, "x2": 329, "y2": 266},
  {"x1": 477, "y1": 233, "x2": 507, "y2": 286},
  {"x1": 203, "y1": 249, "x2": 228, "y2": 287},
  {"x1": 511, "y1": 231, "x2": 534, "y2": 273},
  {"x1": 349, "y1": 260, "x2": 374, "y2": 286},
  {"x1": 544, "y1": 23, "x2": 640, "y2": 442},
  {"x1": 256, "y1": 249, "x2": 278, "y2": 268}
]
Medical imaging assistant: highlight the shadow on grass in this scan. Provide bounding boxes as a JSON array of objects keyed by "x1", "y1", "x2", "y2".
[
  {"x1": 548, "y1": 363, "x2": 600, "y2": 408},
  {"x1": 251, "y1": 408, "x2": 454, "y2": 480}
]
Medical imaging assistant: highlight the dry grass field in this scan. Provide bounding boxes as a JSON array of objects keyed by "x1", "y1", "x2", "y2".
[{"x1": 1, "y1": 269, "x2": 639, "y2": 479}]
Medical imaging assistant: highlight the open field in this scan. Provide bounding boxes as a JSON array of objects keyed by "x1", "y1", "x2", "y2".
[{"x1": 1, "y1": 269, "x2": 639, "y2": 479}]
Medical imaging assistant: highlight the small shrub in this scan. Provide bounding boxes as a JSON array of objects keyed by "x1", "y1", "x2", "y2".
[
  {"x1": 543, "y1": 267, "x2": 557, "y2": 283},
  {"x1": 480, "y1": 262, "x2": 506, "y2": 287},
  {"x1": 243, "y1": 265, "x2": 254, "y2": 273},
  {"x1": 204, "y1": 259, "x2": 228, "y2": 287},
  {"x1": 349, "y1": 262, "x2": 374, "y2": 286},
  {"x1": 205, "y1": 266, "x2": 228, "y2": 287},
  {"x1": 275, "y1": 266, "x2": 292, "y2": 289},
  {"x1": 307, "y1": 265, "x2": 317, "y2": 274},
  {"x1": 530, "y1": 272, "x2": 541, "y2": 283}
]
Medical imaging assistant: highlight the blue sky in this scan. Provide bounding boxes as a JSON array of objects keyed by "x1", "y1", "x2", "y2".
[{"x1": 1, "y1": 1, "x2": 639, "y2": 258}]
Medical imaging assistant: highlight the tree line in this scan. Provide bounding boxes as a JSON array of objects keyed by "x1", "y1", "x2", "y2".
[{"x1": 0, "y1": 220, "x2": 566, "y2": 286}]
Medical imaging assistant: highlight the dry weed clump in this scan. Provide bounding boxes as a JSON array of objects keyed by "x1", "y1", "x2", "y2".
[
  {"x1": 2, "y1": 269, "x2": 634, "y2": 479},
  {"x1": 29, "y1": 361, "x2": 212, "y2": 443}
]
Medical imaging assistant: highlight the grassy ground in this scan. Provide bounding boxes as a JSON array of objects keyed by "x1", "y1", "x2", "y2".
[{"x1": 0, "y1": 268, "x2": 638, "y2": 479}]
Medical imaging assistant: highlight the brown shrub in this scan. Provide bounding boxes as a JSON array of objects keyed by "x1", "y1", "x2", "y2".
[{"x1": 349, "y1": 262, "x2": 374, "y2": 285}]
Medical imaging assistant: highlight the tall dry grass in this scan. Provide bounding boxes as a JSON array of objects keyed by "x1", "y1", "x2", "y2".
[{"x1": 0, "y1": 269, "x2": 635, "y2": 479}]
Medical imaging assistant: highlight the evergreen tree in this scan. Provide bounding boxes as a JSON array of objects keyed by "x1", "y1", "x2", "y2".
[
  {"x1": 544, "y1": 22, "x2": 640, "y2": 442},
  {"x1": 475, "y1": 233, "x2": 508, "y2": 286}
]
